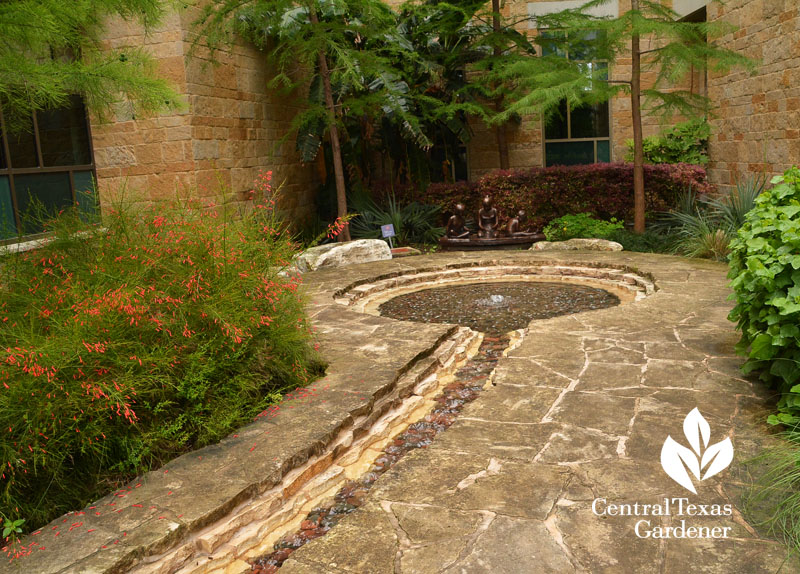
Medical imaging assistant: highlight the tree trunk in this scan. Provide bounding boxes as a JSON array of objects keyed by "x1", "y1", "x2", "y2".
[
  {"x1": 492, "y1": 0, "x2": 509, "y2": 170},
  {"x1": 310, "y1": 10, "x2": 351, "y2": 242},
  {"x1": 630, "y1": 0, "x2": 645, "y2": 234}
]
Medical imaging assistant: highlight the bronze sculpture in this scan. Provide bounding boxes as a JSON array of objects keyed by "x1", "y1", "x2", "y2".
[
  {"x1": 477, "y1": 195, "x2": 498, "y2": 239},
  {"x1": 507, "y1": 209, "x2": 536, "y2": 237},
  {"x1": 445, "y1": 203, "x2": 470, "y2": 239},
  {"x1": 439, "y1": 194, "x2": 544, "y2": 250}
]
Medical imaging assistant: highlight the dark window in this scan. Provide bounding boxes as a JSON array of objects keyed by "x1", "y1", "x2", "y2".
[
  {"x1": 428, "y1": 125, "x2": 469, "y2": 183},
  {"x1": 38, "y1": 96, "x2": 92, "y2": 167},
  {"x1": 541, "y1": 31, "x2": 611, "y2": 167},
  {"x1": 0, "y1": 96, "x2": 97, "y2": 240}
]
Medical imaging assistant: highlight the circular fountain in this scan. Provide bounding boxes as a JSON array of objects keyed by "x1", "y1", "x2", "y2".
[{"x1": 377, "y1": 281, "x2": 620, "y2": 335}]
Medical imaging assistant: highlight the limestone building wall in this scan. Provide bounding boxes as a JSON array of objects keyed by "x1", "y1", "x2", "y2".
[
  {"x1": 706, "y1": 0, "x2": 800, "y2": 191},
  {"x1": 90, "y1": 9, "x2": 318, "y2": 225}
]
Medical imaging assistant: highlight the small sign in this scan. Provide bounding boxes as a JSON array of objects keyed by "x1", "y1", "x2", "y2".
[{"x1": 381, "y1": 224, "x2": 396, "y2": 238}]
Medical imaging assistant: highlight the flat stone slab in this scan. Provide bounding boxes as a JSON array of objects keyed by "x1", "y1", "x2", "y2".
[
  {"x1": 532, "y1": 238, "x2": 624, "y2": 251},
  {"x1": 281, "y1": 251, "x2": 800, "y2": 573}
]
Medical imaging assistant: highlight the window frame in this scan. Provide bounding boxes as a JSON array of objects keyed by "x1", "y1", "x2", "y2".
[
  {"x1": 540, "y1": 31, "x2": 613, "y2": 167},
  {"x1": 0, "y1": 99, "x2": 97, "y2": 242}
]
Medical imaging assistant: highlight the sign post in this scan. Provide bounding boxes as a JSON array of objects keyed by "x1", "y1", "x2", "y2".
[{"x1": 381, "y1": 224, "x2": 396, "y2": 249}]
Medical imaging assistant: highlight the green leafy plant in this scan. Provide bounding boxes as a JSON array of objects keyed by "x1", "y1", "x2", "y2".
[
  {"x1": 728, "y1": 166, "x2": 800, "y2": 426},
  {"x1": 2, "y1": 518, "x2": 24, "y2": 539},
  {"x1": 625, "y1": 119, "x2": 711, "y2": 166},
  {"x1": 349, "y1": 191, "x2": 444, "y2": 245},
  {"x1": 543, "y1": 213, "x2": 623, "y2": 242},
  {"x1": 0, "y1": 173, "x2": 320, "y2": 533}
]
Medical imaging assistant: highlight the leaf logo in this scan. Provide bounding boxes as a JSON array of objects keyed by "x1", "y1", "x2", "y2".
[{"x1": 660, "y1": 408, "x2": 734, "y2": 494}]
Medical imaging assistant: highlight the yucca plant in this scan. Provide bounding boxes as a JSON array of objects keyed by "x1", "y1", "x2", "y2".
[
  {"x1": 657, "y1": 173, "x2": 766, "y2": 260},
  {"x1": 705, "y1": 172, "x2": 768, "y2": 231}
]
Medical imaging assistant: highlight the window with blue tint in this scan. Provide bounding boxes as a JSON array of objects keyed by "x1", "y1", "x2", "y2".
[
  {"x1": 74, "y1": 171, "x2": 99, "y2": 221},
  {"x1": 38, "y1": 96, "x2": 92, "y2": 167},
  {"x1": 545, "y1": 141, "x2": 595, "y2": 166},
  {"x1": 0, "y1": 96, "x2": 96, "y2": 241},
  {"x1": 541, "y1": 30, "x2": 611, "y2": 166},
  {"x1": 14, "y1": 173, "x2": 73, "y2": 233},
  {"x1": 597, "y1": 140, "x2": 611, "y2": 163},
  {"x1": 0, "y1": 176, "x2": 17, "y2": 239}
]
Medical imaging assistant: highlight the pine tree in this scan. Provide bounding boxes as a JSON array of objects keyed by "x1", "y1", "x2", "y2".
[
  {"x1": 0, "y1": 0, "x2": 179, "y2": 130},
  {"x1": 196, "y1": 0, "x2": 428, "y2": 242},
  {"x1": 493, "y1": 0, "x2": 753, "y2": 233}
]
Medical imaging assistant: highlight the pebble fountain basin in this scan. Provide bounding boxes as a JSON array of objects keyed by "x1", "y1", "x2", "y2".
[{"x1": 377, "y1": 281, "x2": 620, "y2": 335}]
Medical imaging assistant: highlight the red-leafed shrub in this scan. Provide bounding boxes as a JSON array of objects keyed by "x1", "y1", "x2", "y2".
[
  {"x1": 426, "y1": 163, "x2": 713, "y2": 229},
  {"x1": 0, "y1": 171, "x2": 322, "y2": 538}
]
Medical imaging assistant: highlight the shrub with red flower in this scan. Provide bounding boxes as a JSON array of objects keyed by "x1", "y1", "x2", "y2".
[{"x1": 0, "y1": 173, "x2": 320, "y2": 535}]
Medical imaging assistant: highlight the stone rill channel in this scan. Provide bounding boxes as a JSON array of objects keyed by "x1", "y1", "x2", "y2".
[{"x1": 249, "y1": 281, "x2": 620, "y2": 573}]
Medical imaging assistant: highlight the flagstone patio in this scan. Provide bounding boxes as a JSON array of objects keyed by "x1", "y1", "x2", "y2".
[{"x1": 280, "y1": 251, "x2": 798, "y2": 574}]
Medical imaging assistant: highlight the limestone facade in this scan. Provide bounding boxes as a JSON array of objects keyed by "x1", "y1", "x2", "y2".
[
  {"x1": 706, "y1": 0, "x2": 800, "y2": 191},
  {"x1": 91, "y1": 9, "x2": 318, "y2": 224}
]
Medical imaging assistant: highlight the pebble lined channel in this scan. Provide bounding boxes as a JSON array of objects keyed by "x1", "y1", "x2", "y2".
[{"x1": 250, "y1": 281, "x2": 619, "y2": 573}]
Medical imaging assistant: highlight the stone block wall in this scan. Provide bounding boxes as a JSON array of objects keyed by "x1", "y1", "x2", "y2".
[
  {"x1": 91, "y1": 8, "x2": 318, "y2": 226},
  {"x1": 707, "y1": 0, "x2": 800, "y2": 191}
]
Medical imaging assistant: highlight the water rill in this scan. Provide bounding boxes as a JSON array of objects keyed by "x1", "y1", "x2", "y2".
[
  {"x1": 249, "y1": 280, "x2": 620, "y2": 573},
  {"x1": 250, "y1": 336, "x2": 508, "y2": 573}
]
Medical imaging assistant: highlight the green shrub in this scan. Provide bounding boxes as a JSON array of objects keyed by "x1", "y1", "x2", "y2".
[
  {"x1": 625, "y1": 119, "x2": 710, "y2": 166},
  {"x1": 0, "y1": 174, "x2": 320, "y2": 533},
  {"x1": 728, "y1": 166, "x2": 800, "y2": 426},
  {"x1": 543, "y1": 213, "x2": 623, "y2": 242},
  {"x1": 349, "y1": 191, "x2": 444, "y2": 245},
  {"x1": 606, "y1": 228, "x2": 675, "y2": 253}
]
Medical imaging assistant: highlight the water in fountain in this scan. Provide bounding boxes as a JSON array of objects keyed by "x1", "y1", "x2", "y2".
[{"x1": 378, "y1": 281, "x2": 619, "y2": 335}]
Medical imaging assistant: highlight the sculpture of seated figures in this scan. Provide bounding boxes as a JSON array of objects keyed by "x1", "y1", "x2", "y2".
[
  {"x1": 445, "y1": 203, "x2": 470, "y2": 239},
  {"x1": 477, "y1": 195, "x2": 498, "y2": 239},
  {"x1": 506, "y1": 209, "x2": 535, "y2": 236}
]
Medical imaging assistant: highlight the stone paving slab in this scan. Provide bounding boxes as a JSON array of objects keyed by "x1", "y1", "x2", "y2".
[{"x1": 281, "y1": 251, "x2": 800, "y2": 574}]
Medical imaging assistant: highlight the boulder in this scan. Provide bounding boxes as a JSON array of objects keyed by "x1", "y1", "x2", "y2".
[
  {"x1": 294, "y1": 239, "x2": 392, "y2": 272},
  {"x1": 531, "y1": 238, "x2": 624, "y2": 252}
]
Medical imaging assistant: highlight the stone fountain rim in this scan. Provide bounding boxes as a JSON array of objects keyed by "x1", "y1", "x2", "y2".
[{"x1": 332, "y1": 261, "x2": 656, "y2": 320}]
